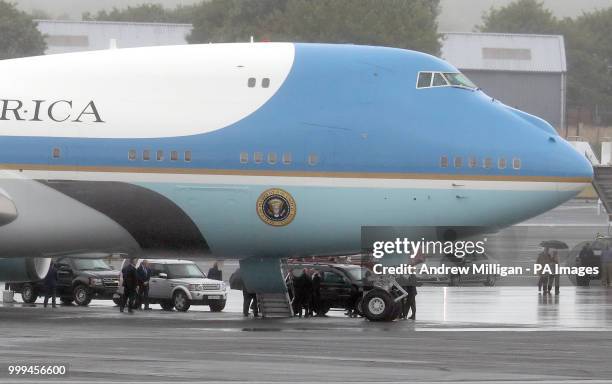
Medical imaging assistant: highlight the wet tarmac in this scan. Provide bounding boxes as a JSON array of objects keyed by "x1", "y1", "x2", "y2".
[{"x1": 1, "y1": 286, "x2": 612, "y2": 383}]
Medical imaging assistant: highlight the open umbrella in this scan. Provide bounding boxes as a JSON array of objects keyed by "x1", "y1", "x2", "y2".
[{"x1": 539, "y1": 240, "x2": 569, "y2": 249}]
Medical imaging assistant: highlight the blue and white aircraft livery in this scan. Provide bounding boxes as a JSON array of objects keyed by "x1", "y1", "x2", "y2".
[{"x1": 0, "y1": 43, "x2": 593, "y2": 288}]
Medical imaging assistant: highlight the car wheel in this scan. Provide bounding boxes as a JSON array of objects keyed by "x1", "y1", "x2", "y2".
[
  {"x1": 209, "y1": 299, "x2": 226, "y2": 312},
  {"x1": 60, "y1": 297, "x2": 73, "y2": 305},
  {"x1": 362, "y1": 289, "x2": 394, "y2": 322},
  {"x1": 173, "y1": 291, "x2": 190, "y2": 312},
  {"x1": 21, "y1": 283, "x2": 38, "y2": 303},
  {"x1": 73, "y1": 285, "x2": 92, "y2": 306},
  {"x1": 484, "y1": 275, "x2": 497, "y2": 287},
  {"x1": 160, "y1": 300, "x2": 175, "y2": 311}
]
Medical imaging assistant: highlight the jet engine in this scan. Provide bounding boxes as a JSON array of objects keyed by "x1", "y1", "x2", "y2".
[{"x1": 0, "y1": 257, "x2": 51, "y2": 282}]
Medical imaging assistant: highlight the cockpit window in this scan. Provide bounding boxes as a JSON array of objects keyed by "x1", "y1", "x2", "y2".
[
  {"x1": 443, "y1": 73, "x2": 477, "y2": 89},
  {"x1": 417, "y1": 72, "x2": 433, "y2": 88},
  {"x1": 416, "y1": 71, "x2": 477, "y2": 90},
  {"x1": 432, "y1": 73, "x2": 448, "y2": 87}
]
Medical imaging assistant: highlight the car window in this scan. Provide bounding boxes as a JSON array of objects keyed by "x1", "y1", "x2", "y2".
[
  {"x1": 73, "y1": 259, "x2": 111, "y2": 271},
  {"x1": 149, "y1": 264, "x2": 165, "y2": 277},
  {"x1": 345, "y1": 268, "x2": 364, "y2": 281},
  {"x1": 166, "y1": 263, "x2": 204, "y2": 279},
  {"x1": 323, "y1": 271, "x2": 345, "y2": 284}
]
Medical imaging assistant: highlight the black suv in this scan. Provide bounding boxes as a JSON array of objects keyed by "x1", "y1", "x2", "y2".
[
  {"x1": 6, "y1": 257, "x2": 120, "y2": 306},
  {"x1": 289, "y1": 263, "x2": 365, "y2": 315},
  {"x1": 289, "y1": 263, "x2": 409, "y2": 321}
]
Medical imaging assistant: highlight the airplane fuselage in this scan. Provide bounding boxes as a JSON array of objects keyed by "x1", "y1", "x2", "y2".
[{"x1": 0, "y1": 43, "x2": 593, "y2": 260}]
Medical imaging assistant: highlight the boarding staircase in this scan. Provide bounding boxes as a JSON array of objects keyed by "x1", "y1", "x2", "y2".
[
  {"x1": 256, "y1": 260, "x2": 294, "y2": 318},
  {"x1": 592, "y1": 167, "x2": 612, "y2": 220},
  {"x1": 570, "y1": 137, "x2": 612, "y2": 220}
]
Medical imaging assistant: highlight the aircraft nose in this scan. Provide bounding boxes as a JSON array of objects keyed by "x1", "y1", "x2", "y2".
[
  {"x1": 557, "y1": 137, "x2": 594, "y2": 180},
  {"x1": 548, "y1": 136, "x2": 593, "y2": 203}
]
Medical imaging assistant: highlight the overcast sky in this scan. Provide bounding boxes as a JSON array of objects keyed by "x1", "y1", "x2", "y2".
[{"x1": 12, "y1": 0, "x2": 612, "y2": 31}]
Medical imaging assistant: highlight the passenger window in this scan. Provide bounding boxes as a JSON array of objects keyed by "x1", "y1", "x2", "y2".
[
  {"x1": 267, "y1": 152, "x2": 277, "y2": 165},
  {"x1": 498, "y1": 158, "x2": 507, "y2": 169},
  {"x1": 184, "y1": 150, "x2": 192, "y2": 162},
  {"x1": 247, "y1": 78, "x2": 256, "y2": 88},
  {"x1": 282, "y1": 152, "x2": 292, "y2": 165},
  {"x1": 440, "y1": 155, "x2": 449, "y2": 168},
  {"x1": 432, "y1": 73, "x2": 448, "y2": 87},
  {"x1": 150, "y1": 264, "x2": 163, "y2": 277},
  {"x1": 417, "y1": 72, "x2": 432, "y2": 88},
  {"x1": 308, "y1": 154, "x2": 318, "y2": 166},
  {"x1": 52, "y1": 148, "x2": 61, "y2": 159},
  {"x1": 454, "y1": 157, "x2": 462, "y2": 168},
  {"x1": 128, "y1": 149, "x2": 137, "y2": 161},
  {"x1": 483, "y1": 158, "x2": 492, "y2": 169},
  {"x1": 254, "y1": 152, "x2": 263, "y2": 164},
  {"x1": 262, "y1": 78, "x2": 270, "y2": 88},
  {"x1": 468, "y1": 156, "x2": 477, "y2": 168},
  {"x1": 323, "y1": 272, "x2": 345, "y2": 284},
  {"x1": 156, "y1": 150, "x2": 164, "y2": 161},
  {"x1": 171, "y1": 151, "x2": 178, "y2": 161},
  {"x1": 240, "y1": 152, "x2": 248, "y2": 164},
  {"x1": 143, "y1": 150, "x2": 151, "y2": 161},
  {"x1": 513, "y1": 158, "x2": 521, "y2": 170}
]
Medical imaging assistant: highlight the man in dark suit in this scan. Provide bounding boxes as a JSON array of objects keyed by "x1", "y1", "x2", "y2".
[
  {"x1": 120, "y1": 258, "x2": 138, "y2": 313},
  {"x1": 207, "y1": 262, "x2": 222, "y2": 281},
  {"x1": 311, "y1": 271, "x2": 322, "y2": 316},
  {"x1": 43, "y1": 261, "x2": 58, "y2": 308},
  {"x1": 297, "y1": 269, "x2": 313, "y2": 317},
  {"x1": 137, "y1": 260, "x2": 151, "y2": 310}
]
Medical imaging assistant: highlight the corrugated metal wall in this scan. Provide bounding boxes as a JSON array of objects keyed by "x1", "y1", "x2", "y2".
[
  {"x1": 463, "y1": 70, "x2": 563, "y2": 128},
  {"x1": 37, "y1": 21, "x2": 192, "y2": 55}
]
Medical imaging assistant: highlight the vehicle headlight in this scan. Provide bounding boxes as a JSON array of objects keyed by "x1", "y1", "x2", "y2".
[
  {"x1": 188, "y1": 284, "x2": 203, "y2": 291},
  {"x1": 220, "y1": 282, "x2": 226, "y2": 291},
  {"x1": 89, "y1": 278, "x2": 103, "y2": 286}
]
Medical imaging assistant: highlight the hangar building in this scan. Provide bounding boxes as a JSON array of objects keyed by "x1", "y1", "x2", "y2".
[
  {"x1": 35, "y1": 20, "x2": 193, "y2": 55},
  {"x1": 441, "y1": 32, "x2": 567, "y2": 129}
]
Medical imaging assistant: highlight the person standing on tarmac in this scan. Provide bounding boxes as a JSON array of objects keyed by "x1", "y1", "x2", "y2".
[
  {"x1": 43, "y1": 261, "x2": 58, "y2": 308},
  {"x1": 120, "y1": 258, "x2": 138, "y2": 313},
  {"x1": 548, "y1": 250, "x2": 560, "y2": 295},
  {"x1": 406, "y1": 273, "x2": 418, "y2": 320},
  {"x1": 601, "y1": 245, "x2": 612, "y2": 287},
  {"x1": 311, "y1": 271, "x2": 322, "y2": 316},
  {"x1": 137, "y1": 260, "x2": 151, "y2": 310},
  {"x1": 302, "y1": 269, "x2": 313, "y2": 317},
  {"x1": 207, "y1": 261, "x2": 222, "y2": 281},
  {"x1": 577, "y1": 243, "x2": 595, "y2": 286},
  {"x1": 537, "y1": 248, "x2": 551, "y2": 292},
  {"x1": 242, "y1": 287, "x2": 259, "y2": 317}
]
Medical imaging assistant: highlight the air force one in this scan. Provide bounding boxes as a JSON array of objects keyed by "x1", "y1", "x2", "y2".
[{"x1": 0, "y1": 42, "x2": 593, "y2": 292}]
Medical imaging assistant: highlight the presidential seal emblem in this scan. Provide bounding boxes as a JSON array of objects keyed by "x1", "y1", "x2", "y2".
[{"x1": 256, "y1": 188, "x2": 296, "y2": 226}]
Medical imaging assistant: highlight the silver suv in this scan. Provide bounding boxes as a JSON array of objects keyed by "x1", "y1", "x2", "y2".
[{"x1": 115, "y1": 259, "x2": 228, "y2": 312}]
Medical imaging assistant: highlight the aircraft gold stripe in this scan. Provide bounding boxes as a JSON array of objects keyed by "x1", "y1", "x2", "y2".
[{"x1": 0, "y1": 163, "x2": 592, "y2": 183}]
